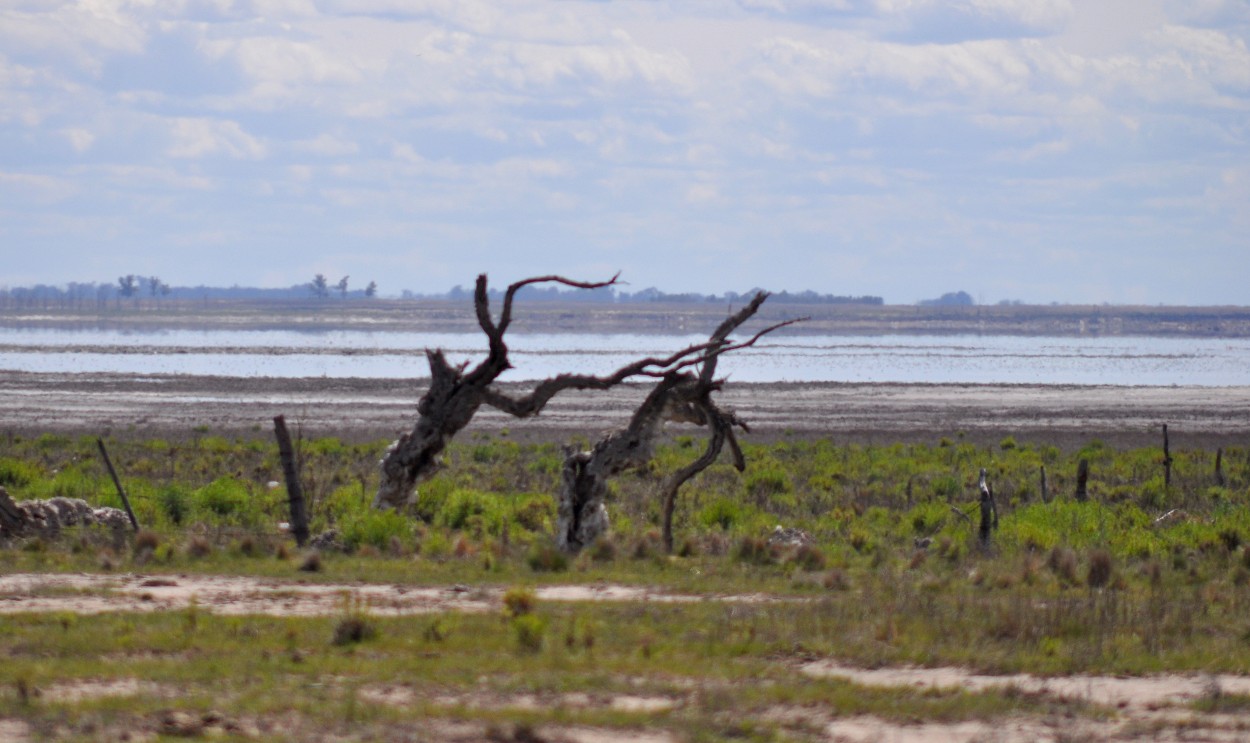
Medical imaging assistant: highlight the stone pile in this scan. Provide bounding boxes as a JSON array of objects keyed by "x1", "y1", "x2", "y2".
[{"x1": 0, "y1": 486, "x2": 130, "y2": 539}]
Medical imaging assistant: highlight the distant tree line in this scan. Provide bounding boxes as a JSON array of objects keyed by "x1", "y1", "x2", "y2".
[
  {"x1": 0, "y1": 277, "x2": 882, "y2": 308},
  {"x1": 0, "y1": 276, "x2": 381, "y2": 309},
  {"x1": 443, "y1": 284, "x2": 884, "y2": 305},
  {"x1": 918, "y1": 290, "x2": 975, "y2": 307}
]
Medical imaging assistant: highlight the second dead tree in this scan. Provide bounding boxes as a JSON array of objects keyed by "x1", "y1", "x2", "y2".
[{"x1": 554, "y1": 293, "x2": 797, "y2": 554}]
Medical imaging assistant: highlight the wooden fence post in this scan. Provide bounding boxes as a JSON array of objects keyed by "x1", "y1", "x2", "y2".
[
  {"x1": 96, "y1": 438, "x2": 140, "y2": 532},
  {"x1": 1075, "y1": 458, "x2": 1089, "y2": 502},
  {"x1": 1162, "y1": 424, "x2": 1173, "y2": 489},
  {"x1": 273, "y1": 415, "x2": 310, "y2": 547},
  {"x1": 1215, "y1": 448, "x2": 1225, "y2": 487},
  {"x1": 1040, "y1": 465, "x2": 1049, "y2": 504}
]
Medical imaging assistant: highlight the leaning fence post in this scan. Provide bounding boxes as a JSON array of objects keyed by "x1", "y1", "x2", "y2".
[
  {"x1": 96, "y1": 437, "x2": 140, "y2": 532},
  {"x1": 273, "y1": 415, "x2": 310, "y2": 547}
]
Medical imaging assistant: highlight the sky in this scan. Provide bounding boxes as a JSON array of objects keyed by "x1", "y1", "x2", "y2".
[{"x1": 1, "y1": 0, "x2": 1248, "y2": 305}]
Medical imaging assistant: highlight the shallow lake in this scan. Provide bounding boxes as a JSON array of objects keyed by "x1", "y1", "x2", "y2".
[{"x1": 0, "y1": 327, "x2": 1246, "y2": 386}]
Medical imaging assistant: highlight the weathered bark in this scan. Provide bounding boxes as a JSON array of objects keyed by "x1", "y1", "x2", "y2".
[
  {"x1": 555, "y1": 293, "x2": 796, "y2": 554},
  {"x1": 374, "y1": 273, "x2": 623, "y2": 510},
  {"x1": 273, "y1": 415, "x2": 310, "y2": 547}
]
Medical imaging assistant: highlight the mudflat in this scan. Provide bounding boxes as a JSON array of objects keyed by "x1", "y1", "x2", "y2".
[{"x1": 2, "y1": 370, "x2": 1245, "y2": 449}]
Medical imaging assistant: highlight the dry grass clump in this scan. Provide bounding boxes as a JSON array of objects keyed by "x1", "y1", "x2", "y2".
[
  {"x1": 587, "y1": 536, "x2": 617, "y2": 562},
  {"x1": 629, "y1": 531, "x2": 663, "y2": 560},
  {"x1": 185, "y1": 536, "x2": 213, "y2": 560},
  {"x1": 331, "y1": 616, "x2": 377, "y2": 646},
  {"x1": 1047, "y1": 546, "x2": 1078, "y2": 585},
  {"x1": 786, "y1": 543, "x2": 828, "y2": 571},
  {"x1": 822, "y1": 568, "x2": 851, "y2": 591},
  {"x1": 298, "y1": 551, "x2": 323, "y2": 572},
  {"x1": 734, "y1": 535, "x2": 776, "y2": 565},
  {"x1": 133, "y1": 530, "x2": 161, "y2": 557},
  {"x1": 1086, "y1": 549, "x2": 1114, "y2": 589}
]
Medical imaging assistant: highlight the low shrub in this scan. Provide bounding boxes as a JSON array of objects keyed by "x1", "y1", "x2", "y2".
[
  {"x1": 699, "y1": 497, "x2": 747, "y2": 531},
  {"x1": 436, "y1": 488, "x2": 505, "y2": 536},
  {"x1": 0, "y1": 457, "x2": 41, "y2": 489},
  {"x1": 340, "y1": 509, "x2": 411, "y2": 552},
  {"x1": 526, "y1": 543, "x2": 568, "y2": 572},
  {"x1": 502, "y1": 586, "x2": 537, "y2": 618},
  {"x1": 332, "y1": 616, "x2": 377, "y2": 646},
  {"x1": 512, "y1": 614, "x2": 546, "y2": 654},
  {"x1": 194, "y1": 477, "x2": 251, "y2": 521},
  {"x1": 157, "y1": 485, "x2": 191, "y2": 526}
]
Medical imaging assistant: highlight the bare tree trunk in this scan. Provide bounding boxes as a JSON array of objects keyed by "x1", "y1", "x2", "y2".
[
  {"x1": 374, "y1": 274, "x2": 622, "y2": 510},
  {"x1": 273, "y1": 415, "x2": 310, "y2": 547},
  {"x1": 555, "y1": 293, "x2": 795, "y2": 554}
]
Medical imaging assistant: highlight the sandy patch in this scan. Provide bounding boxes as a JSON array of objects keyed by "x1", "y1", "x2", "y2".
[
  {"x1": 0, "y1": 573, "x2": 775, "y2": 616},
  {"x1": 0, "y1": 721, "x2": 30, "y2": 743},
  {"x1": 41, "y1": 678, "x2": 174, "y2": 704},
  {"x1": 802, "y1": 660, "x2": 1250, "y2": 711},
  {"x1": 825, "y1": 713, "x2": 1250, "y2": 743},
  {"x1": 359, "y1": 685, "x2": 679, "y2": 715}
]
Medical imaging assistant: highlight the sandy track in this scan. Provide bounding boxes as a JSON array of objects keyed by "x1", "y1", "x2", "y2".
[
  {"x1": 1, "y1": 371, "x2": 1247, "y2": 448},
  {"x1": 0, "y1": 572, "x2": 777, "y2": 617}
]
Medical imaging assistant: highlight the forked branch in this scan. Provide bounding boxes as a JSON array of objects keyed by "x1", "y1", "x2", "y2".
[{"x1": 555, "y1": 291, "x2": 800, "y2": 553}]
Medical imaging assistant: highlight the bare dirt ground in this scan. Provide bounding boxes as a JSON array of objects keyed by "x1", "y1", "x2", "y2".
[
  {"x1": 2, "y1": 371, "x2": 1247, "y2": 450},
  {"x1": 3, "y1": 574, "x2": 1250, "y2": 742}
]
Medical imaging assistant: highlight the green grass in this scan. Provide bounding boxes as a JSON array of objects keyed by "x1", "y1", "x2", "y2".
[{"x1": 1, "y1": 431, "x2": 1248, "y2": 739}]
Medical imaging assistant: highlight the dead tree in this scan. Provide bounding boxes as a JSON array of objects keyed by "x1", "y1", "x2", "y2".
[
  {"x1": 374, "y1": 273, "x2": 624, "y2": 510},
  {"x1": 553, "y1": 293, "x2": 798, "y2": 554}
]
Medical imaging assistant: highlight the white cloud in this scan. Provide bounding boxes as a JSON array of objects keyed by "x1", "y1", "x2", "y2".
[
  {"x1": 0, "y1": 2, "x2": 148, "y2": 74},
  {"x1": 167, "y1": 117, "x2": 265, "y2": 158},
  {"x1": 200, "y1": 34, "x2": 369, "y2": 97},
  {"x1": 481, "y1": 32, "x2": 694, "y2": 95},
  {"x1": 292, "y1": 133, "x2": 359, "y2": 156},
  {"x1": 0, "y1": 0, "x2": 1246, "y2": 303},
  {"x1": 62, "y1": 128, "x2": 96, "y2": 152}
]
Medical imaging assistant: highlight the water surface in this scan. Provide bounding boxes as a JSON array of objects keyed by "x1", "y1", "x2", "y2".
[{"x1": 0, "y1": 327, "x2": 1245, "y2": 386}]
